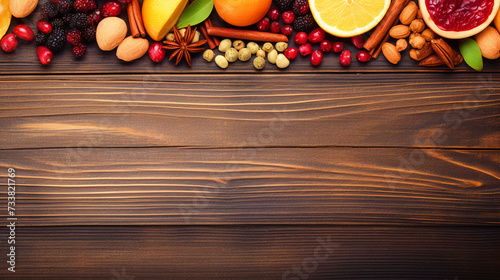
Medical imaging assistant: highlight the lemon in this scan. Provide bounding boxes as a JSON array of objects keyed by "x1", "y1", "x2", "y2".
[
  {"x1": 142, "y1": 0, "x2": 188, "y2": 41},
  {"x1": 309, "y1": 0, "x2": 390, "y2": 37},
  {"x1": 0, "y1": 0, "x2": 11, "y2": 40}
]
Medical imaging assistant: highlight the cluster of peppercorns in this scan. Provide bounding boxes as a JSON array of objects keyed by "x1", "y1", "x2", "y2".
[{"x1": 33, "y1": 0, "x2": 131, "y2": 61}]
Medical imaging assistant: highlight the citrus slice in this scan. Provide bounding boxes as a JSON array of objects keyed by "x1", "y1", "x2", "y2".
[
  {"x1": 142, "y1": 0, "x2": 189, "y2": 41},
  {"x1": 0, "y1": 0, "x2": 11, "y2": 40},
  {"x1": 309, "y1": 0, "x2": 390, "y2": 37}
]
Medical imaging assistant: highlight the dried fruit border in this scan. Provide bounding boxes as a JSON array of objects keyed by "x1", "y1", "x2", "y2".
[{"x1": 1, "y1": 0, "x2": 499, "y2": 71}]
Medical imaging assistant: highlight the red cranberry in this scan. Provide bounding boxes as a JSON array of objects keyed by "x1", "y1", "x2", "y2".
[
  {"x1": 294, "y1": 32, "x2": 308, "y2": 45},
  {"x1": 332, "y1": 41, "x2": 344, "y2": 53},
  {"x1": 340, "y1": 50, "x2": 351, "y2": 66},
  {"x1": 308, "y1": 28, "x2": 325, "y2": 43},
  {"x1": 116, "y1": 0, "x2": 132, "y2": 6},
  {"x1": 299, "y1": 42, "x2": 312, "y2": 56},
  {"x1": 320, "y1": 40, "x2": 331, "y2": 52},
  {"x1": 1, "y1": 34, "x2": 18, "y2": 53},
  {"x1": 284, "y1": 47, "x2": 298, "y2": 60},
  {"x1": 268, "y1": 8, "x2": 280, "y2": 21},
  {"x1": 148, "y1": 42, "x2": 166, "y2": 63},
  {"x1": 257, "y1": 17, "x2": 270, "y2": 32},
  {"x1": 351, "y1": 35, "x2": 364, "y2": 49},
  {"x1": 356, "y1": 50, "x2": 371, "y2": 62},
  {"x1": 281, "y1": 25, "x2": 293, "y2": 36},
  {"x1": 310, "y1": 49, "x2": 323, "y2": 66},
  {"x1": 282, "y1": 11, "x2": 295, "y2": 24},
  {"x1": 37, "y1": 19, "x2": 52, "y2": 34},
  {"x1": 270, "y1": 21, "x2": 281, "y2": 33},
  {"x1": 13, "y1": 24, "x2": 34, "y2": 41},
  {"x1": 101, "y1": 1, "x2": 122, "y2": 17},
  {"x1": 37, "y1": 46, "x2": 53, "y2": 65},
  {"x1": 88, "y1": 9, "x2": 103, "y2": 25}
]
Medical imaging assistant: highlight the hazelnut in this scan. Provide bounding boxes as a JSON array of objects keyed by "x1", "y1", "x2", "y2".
[
  {"x1": 233, "y1": 40, "x2": 245, "y2": 50},
  {"x1": 203, "y1": 49, "x2": 214, "y2": 62},
  {"x1": 275, "y1": 42, "x2": 288, "y2": 52},
  {"x1": 215, "y1": 55, "x2": 228, "y2": 69},
  {"x1": 396, "y1": 39, "x2": 408, "y2": 52},
  {"x1": 253, "y1": 56, "x2": 265, "y2": 70},
  {"x1": 165, "y1": 33, "x2": 175, "y2": 41},
  {"x1": 238, "y1": 48, "x2": 252, "y2": 61},
  {"x1": 225, "y1": 48, "x2": 239, "y2": 63},
  {"x1": 218, "y1": 39, "x2": 232, "y2": 53},
  {"x1": 247, "y1": 42, "x2": 259, "y2": 54},
  {"x1": 421, "y1": 29, "x2": 436, "y2": 41},
  {"x1": 256, "y1": 49, "x2": 266, "y2": 58},
  {"x1": 410, "y1": 19, "x2": 425, "y2": 33},
  {"x1": 409, "y1": 34, "x2": 426, "y2": 49}
]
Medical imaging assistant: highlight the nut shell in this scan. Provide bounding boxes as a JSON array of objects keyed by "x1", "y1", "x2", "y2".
[
  {"x1": 97, "y1": 17, "x2": 128, "y2": 51},
  {"x1": 474, "y1": 26, "x2": 500, "y2": 59},
  {"x1": 382, "y1": 43, "x2": 401, "y2": 64},
  {"x1": 399, "y1": 2, "x2": 418, "y2": 25},
  {"x1": 116, "y1": 36, "x2": 149, "y2": 62},
  {"x1": 9, "y1": 0, "x2": 38, "y2": 18}
]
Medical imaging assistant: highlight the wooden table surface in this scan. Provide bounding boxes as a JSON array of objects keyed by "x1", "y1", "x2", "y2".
[{"x1": 1, "y1": 2, "x2": 500, "y2": 279}]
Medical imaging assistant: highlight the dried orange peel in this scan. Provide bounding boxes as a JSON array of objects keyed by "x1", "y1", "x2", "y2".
[{"x1": 0, "y1": 0, "x2": 11, "y2": 40}]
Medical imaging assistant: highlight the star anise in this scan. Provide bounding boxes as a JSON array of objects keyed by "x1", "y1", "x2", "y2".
[{"x1": 163, "y1": 25, "x2": 207, "y2": 67}]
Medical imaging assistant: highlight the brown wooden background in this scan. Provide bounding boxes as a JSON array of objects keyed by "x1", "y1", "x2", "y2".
[{"x1": 1, "y1": 1, "x2": 500, "y2": 279}]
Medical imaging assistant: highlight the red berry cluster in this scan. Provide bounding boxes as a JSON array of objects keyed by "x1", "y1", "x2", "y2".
[{"x1": 257, "y1": 8, "x2": 295, "y2": 36}]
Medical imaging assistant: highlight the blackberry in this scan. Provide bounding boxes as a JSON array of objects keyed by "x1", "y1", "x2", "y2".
[
  {"x1": 82, "y1": 25, "x2": 96, "y2": 42},
  {"x1": 41, "y1": 2, "x2": 59, "y2": 19},
  {"x1": 74, "y1": 0, "x2": 97, "y2": 13},
  {"x1": 35, "y1": 31, "x2": 48, "y2": 46},
  {"x1": 57, "y1": 0, "x2": 74, "y2": 14},
  {"x1": 66, "y1": 30, "x2": 82, "y2": 45},
  {"x1": 293, "y1": 13, "x2": 315, "y2": 32},
  {"x1": 46, "y1": 28, "x2": 66, "y2": 52},
  {"x1": 72, "y1": 43, "x2": 87, "y2": 57},
  {"x1": 274, "y1": 0, "x2": 293, "y2": 11},
  {"x1": 51, "y1": 18, "x2": 65, "y2": 29},
  {"x1": 292, "y1": 0, "x2": 309, "y2": 15},
  {"x1": 69, "y1": 13, "x2": 89, "y2": 30},
  {"x1": 62, "y1": 13, "x2": 73, "y2": 23}
]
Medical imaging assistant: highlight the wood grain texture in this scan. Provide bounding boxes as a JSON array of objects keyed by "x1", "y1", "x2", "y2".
[
  {"x1": 1, "y1": 147, "x2": 498, "y2": 226},
  {"x1": 0, "y1": 6, "x2": 499, "y2": 74},
  {"x1": 1, "y1": 74, "x2": 499, "y2": 149},
  {"x1": 1, "y1": 226, "x2": 499, "y2": 279}
]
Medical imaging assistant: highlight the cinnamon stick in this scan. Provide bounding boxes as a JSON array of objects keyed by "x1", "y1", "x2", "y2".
[
  {"x1": 199, "y1": 25, "x2": 216, "y2": 49},
  {"x1": 364, "y1": 0, "x2": 408, "y2": 52},
  {"x1": 126, "y1": 3, "x2": 140, "y2": 38},
  {"x1": 207, "y1": 26, "x2": 288, "y2": 42},
  {"x1": 204, "y1": 18, "x2": 220, "y2": 46},
  {"x1": 132, "y1": 0, "x2": 146, "y2": 37}
]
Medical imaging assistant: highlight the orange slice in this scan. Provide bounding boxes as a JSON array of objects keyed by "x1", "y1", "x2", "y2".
[
  {"x1": 0, "y1": 0, "x2": 11, "y2": 40},
  {"x1": 309, "y1": 0, "x2": 390, "y2": 37}
]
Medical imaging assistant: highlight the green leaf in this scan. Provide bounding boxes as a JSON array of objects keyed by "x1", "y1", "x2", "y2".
[
  {"x1": 459, "y1": 38, "x2": 483, "y2": 71},
  {"x1": 176, "y1": 0, "x2": 214, "y2": 29}
]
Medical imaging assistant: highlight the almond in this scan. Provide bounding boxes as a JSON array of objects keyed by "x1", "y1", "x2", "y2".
[
  {"x1": 116, "y1": 36, "x2": 149, "y2": 62},
  {"x1": 9, "y1": 0, "x2": 38, "y2": 18},
  {"x1": 382, "y1": 42, "x2": 401, "y2": 64},
  {"x1": 97, "y1": 17, "x2": 128, "y2": 51},
  {"x1": 399, "y1": 2, "x2": 418, "y2": 25},
  {"x1": 389, "y1": 25, "x2": 411, "y2": 39}
]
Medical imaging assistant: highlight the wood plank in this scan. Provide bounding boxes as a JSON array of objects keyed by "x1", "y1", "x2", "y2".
[
  {"x1": 1, "y1": 8, "x2": 499, "y2": 74},
  {"x1": 1, "y1": 147, "x2": 499, "y2": 226},
  {"x1": 1, "y1": 226, "x2": 498, "y2": 279},
  {"x1": 1, "y1": 73, "x2": 499, "y2": 149}
]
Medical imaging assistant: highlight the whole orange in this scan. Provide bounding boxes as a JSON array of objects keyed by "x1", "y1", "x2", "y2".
[{"x1": 214, "y1": 0, "x2": 272, "y2": 27}]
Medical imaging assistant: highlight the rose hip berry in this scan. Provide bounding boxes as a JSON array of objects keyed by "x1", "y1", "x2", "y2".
[
  {"x1": 299, "y1": 42, "x2": 312, "y2": 56},
  {"x1": 320, "y1": 40, "x2": 332, "y2": 52},
  {"x1": 281, "y1": 25, "x2": 293, "y2": 36},
  {"x1": 101, "y1": 1, "x2": 122, "y2": 17},
  {"x1": 308, "y1": 28, "x2": 325, "y2": 43},
  {"x1": 310, "y1": 49, "x2": 323, "y2": 66},
  {"x1": 268, "y1": 8, "x2": 280, "y2": 21},
  {"x1": 356, "y1": 50, "x2": 371, "y2": 62},
  {"x1": 332, "y1": 41, "x2": 344, "y2": 53},
  {"x1": 13, "y1": 24, "x2": 35, "y2": 41},
  {"x1": 270, "y1": 21, "x2": 281, "y2": 33},
  {"x1": 1, "y1": 34, "x2": 18, "y2": 53},
  {"x1": 294, "y1": 32, "x2": 308, "y2": 45},
  {"x1": 351, "y1": 35, "x2": 364, "y2": 49},
  {"x1": 116, "y1": 0, "x2": 132, "y2": 6},
  {"x1": 257, "y1": 17, "x2": 270, "y2": 32},
  {"x1": 282, "y1": 11, "x2": 295, "y2": 24},
  {"x1": 37, "y1": 19, "x2": 52, "y2": 34},
  {"x1": 284, "y1": 47, "x2": 298, "y2": 60},
  {"x1": 148, "y1": 42, "x2": 166, "y2": 63},
  {"x1": 37, "y1": 46, "x2": 53, "y2": 65},
  {"x1": 340, "y1": 50, "x2": 351, "y2": 66}
]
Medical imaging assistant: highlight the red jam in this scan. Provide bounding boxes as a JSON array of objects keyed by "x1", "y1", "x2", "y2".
[{"x1": 425, "y1": 0, "x2": 494, "y2": 31}]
